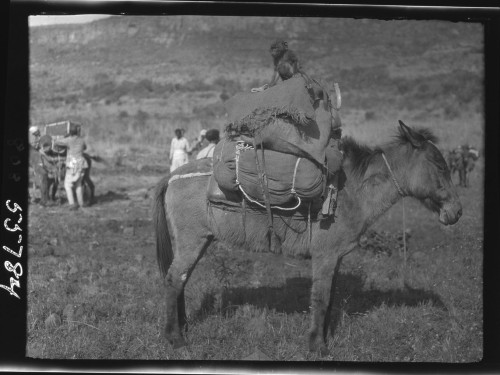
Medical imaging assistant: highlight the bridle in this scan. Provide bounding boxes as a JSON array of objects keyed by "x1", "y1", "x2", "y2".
[
  {"x1": 381, "y1": 152, "x2": 406, "y2": 197},
  {"x1": 381, "y1": 151, "x2": 408, "y2": 265}
]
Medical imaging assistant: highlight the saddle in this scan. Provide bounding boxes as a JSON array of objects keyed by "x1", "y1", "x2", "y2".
[{"x1": 206, "y1": 173, "x2": 240, "y2": 205}]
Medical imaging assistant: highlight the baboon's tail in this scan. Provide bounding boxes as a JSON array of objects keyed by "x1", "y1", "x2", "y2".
[{"x1": 153, "y1": 175, "x2": 174, "y2": 277}]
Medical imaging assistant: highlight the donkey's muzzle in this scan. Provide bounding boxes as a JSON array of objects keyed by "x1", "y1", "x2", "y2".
[{"x1": 439, "y1": 200, "x2": 462, "y2": 225}]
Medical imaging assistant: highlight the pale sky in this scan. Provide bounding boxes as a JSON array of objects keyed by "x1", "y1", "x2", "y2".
[{"x1": 29, "y1": 15, "x2": 112, "y2": 27}]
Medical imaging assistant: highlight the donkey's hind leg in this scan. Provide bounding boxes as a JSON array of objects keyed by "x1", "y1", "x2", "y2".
[{"x1": 163, "y1": 234, "x2": 213, "y2": 348}]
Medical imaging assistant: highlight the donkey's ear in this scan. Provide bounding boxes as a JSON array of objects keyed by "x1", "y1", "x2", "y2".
[{"x1": 398, "y1": 120, "x2": 424, "y2": 148}]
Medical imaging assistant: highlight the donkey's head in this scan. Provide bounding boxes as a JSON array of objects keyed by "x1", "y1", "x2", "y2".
[{"x1": 392, "y1": 120, "x2": 462, "y2": 225}]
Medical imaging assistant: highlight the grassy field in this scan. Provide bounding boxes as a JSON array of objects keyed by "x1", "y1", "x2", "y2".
[{"x1": 26, "y1": 115, "x2": 483, "y2": 362}]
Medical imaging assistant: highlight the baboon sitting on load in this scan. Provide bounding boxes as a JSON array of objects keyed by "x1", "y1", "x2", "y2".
[{"x1": 252, "y1": 40, "x2": 313, "y2": 92}]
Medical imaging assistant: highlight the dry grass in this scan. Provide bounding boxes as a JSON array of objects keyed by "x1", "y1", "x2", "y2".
[{"x1": 26, "y1": 160, "x2": 483, "y2": 362}]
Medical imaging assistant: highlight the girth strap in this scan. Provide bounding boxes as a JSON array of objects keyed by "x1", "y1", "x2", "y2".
[{"x1": 252, "y1": 138, "x2": 282, "y2": 254}]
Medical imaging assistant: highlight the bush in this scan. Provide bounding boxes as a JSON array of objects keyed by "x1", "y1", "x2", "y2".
[
  {"x1": 213, "y1": 77, "x2": 242, "y2": 94},
  {"x1": 365, "y1": 111, "x2": 376, "y2": 121},
  {"x1": 443, "y1": 102, "x2": 461, "y2": 119},
  {"x1": 183, "y1": 79, "x2": 212, "y2": 92},
  {"x1": 339, "y1": 65, "x2": 391, "y2": 90},
  {"x1": 193, "y1": 102, "x2": 226, "y2": 119}
]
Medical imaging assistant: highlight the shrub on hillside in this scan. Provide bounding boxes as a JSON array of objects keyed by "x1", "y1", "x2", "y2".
[
  {"x1": 183, "y1": 79, "x2": 212, "y2": 92},
  {"x1": 118, "y1": 110, "x2": 129, "y2": 119},
  {"x1": 193, "y1": 102, "x2": 226, "y2": 119},
  {"x1": 397, "y1": 69, "x2": 482, "y2": 112},
  {"x1": 365, "y1": 111, "x2": 376, "y2": 121},
  {"x1": 339, "y1": 66, "x2": 391, "y2": 90},
  {"x1": 443, "y1": 102, "x2": 461, "y2": 119},
  {"x1": 136, "y1": 110, "x2": 149, "y2": 122},
  {"x1": 212, "y1": 77, "x2": 242, "y2": 95}
]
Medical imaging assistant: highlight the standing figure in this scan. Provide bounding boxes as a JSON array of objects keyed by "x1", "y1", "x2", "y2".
[
  {"x1": 29, "y1": 126, "x2": 41, "y2": 149},
  {"x1": 447, "y1": 145, "x2": 479, "y2": 188},
  {"x1": 54, "y1": 125, "x2": 89, "y2": 210},
  {"x1": 191, "y1": 129, "x2": 208, "y2": 154},
  {"x1": 446, "y1": 148, "x2": 462, "y2": 180},
  {"x1": 458, "y1": 144, "x2": 479, "y2": 187},
  {"x1": 196, "y1": 129, "x2": 220, "y2": 159},
  {"x1": 29, "y1": 141, "x2": 59, "y2": 207},
  {"x1": 38, "y1": 135, "x2": 60, "y2": 205},
  {"x1": 169, "y1": 128, "x2": 191, "y2": 172}
]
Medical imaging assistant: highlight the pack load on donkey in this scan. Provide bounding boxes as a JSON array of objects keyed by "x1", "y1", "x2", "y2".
[{"x1": 211, "y1": 75, "x2": 343, "y2": 252}]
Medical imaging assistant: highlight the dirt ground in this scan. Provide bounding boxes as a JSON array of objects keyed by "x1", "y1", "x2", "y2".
[{"x1": 26, "y1": 155, "x2": 484, "y2": 362}]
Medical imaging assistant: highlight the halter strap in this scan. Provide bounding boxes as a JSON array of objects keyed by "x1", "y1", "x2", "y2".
[{"x1": 381, "y1": 152, "x2": 406, "y2": 197}]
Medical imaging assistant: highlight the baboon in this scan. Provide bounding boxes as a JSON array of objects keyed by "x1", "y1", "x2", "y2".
[{"x1": 268, "y1": 40, "x2": 313, "y2": 88}]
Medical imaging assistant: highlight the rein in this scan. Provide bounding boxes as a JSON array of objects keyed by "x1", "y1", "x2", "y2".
[
  {"x1": 381, "y1": 152, "x2": 407, "y2": 265},
  {"x1": 381, "y1": 153, "x2": 405, "y2": 197}
]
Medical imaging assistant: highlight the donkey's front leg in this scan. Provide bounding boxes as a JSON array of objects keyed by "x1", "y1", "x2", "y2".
[{"x1": 308, "y1": 252, "x2": 342, "y2": 355}]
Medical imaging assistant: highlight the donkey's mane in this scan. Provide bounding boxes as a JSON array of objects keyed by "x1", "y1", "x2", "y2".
[
  {"x1": 341, "y1": 127, "x2": 439, "y2": 178},
  {"x1": 388, "y1": 126, "x2": 439, "y2": 146},
  {"x1": 341, "y1": 137, "x2": 380, "y2": 178}
]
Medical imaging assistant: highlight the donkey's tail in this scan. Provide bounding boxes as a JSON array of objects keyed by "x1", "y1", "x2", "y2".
[{"x1": 153, "y1": 175, "x2": 174, "y2": 277}]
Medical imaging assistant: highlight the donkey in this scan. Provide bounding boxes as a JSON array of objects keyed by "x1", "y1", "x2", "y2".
[{"x1": 153, "y1": 121, "x2": 462, "y2": 355}]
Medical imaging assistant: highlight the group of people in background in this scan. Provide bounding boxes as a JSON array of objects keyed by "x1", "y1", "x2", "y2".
[
  {"x1": 446, "y1": 144, "x2": 479, "y2": 188},
  {"x1": 169, "y1": 127, "x2": 220, "y2": 172},
  {"x1": 29, "y1": 125, "x2": 89, "y2": 210},
  {"x1": 30, "y1": 124, "x2": 221, "y2": 207}
]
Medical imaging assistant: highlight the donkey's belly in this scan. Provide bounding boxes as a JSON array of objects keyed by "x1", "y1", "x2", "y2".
[{"x1": 207, "y1": 202, "x2": 313, "y2": 258}]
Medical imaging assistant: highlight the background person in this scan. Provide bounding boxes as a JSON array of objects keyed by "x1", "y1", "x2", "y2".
[
  {"x1": 30, "y1": 135, "x2": 59, "y2": 207},
  {"x1": 37, "y1": 135, "x2": 60, "y2": 206},
  {"x1": 191, "y1": 129, "x2": 208, "y2": 153},
  {"x1": 29, "y1": 126, "x2": 41, "y2": 149},
  {"x1": 169, "y1": 128, "x2": 191, "y2": 172},
  {"x1": 196, "y1": 129, "x2": 220, "y2": 159},
  {"x1": 54, "y1": 125, "x2": 89, "y2": 210}
]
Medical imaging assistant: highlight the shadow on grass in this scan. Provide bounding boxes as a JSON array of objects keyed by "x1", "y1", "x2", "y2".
[
  {"x1": 191, "y1": 273, "x2": 446, "y2": 333},
  {"x1": 329, "y1": 273, "x2": 446, "y2": 337}
]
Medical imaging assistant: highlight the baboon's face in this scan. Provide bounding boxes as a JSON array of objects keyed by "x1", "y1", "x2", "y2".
[{"x1": 270, "y1": 41, "x2": 287, "y2": 58}]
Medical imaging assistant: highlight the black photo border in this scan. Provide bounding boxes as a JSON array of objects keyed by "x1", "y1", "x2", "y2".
[{"x1": 1, "y1": 1, "x2": 499, "y2": 373}]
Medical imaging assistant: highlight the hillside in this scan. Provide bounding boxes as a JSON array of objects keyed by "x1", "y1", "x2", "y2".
[{"x1": 28, "y1": 15, "x2": 484, "y2": 154}]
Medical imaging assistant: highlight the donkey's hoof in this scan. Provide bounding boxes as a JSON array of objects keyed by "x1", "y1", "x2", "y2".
[
  {"x1": 308, "y1": 335, "x2": 329, "y2": 356},
  {"x1": 309, "y1": 342, "x2": 329, "y2": 357},
  {"x1": 172, "y1": 337, "x2": 187, "y2": 349},
  {"x1": 164, "y1": 327, "x2": 186, "y2": 349}
]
